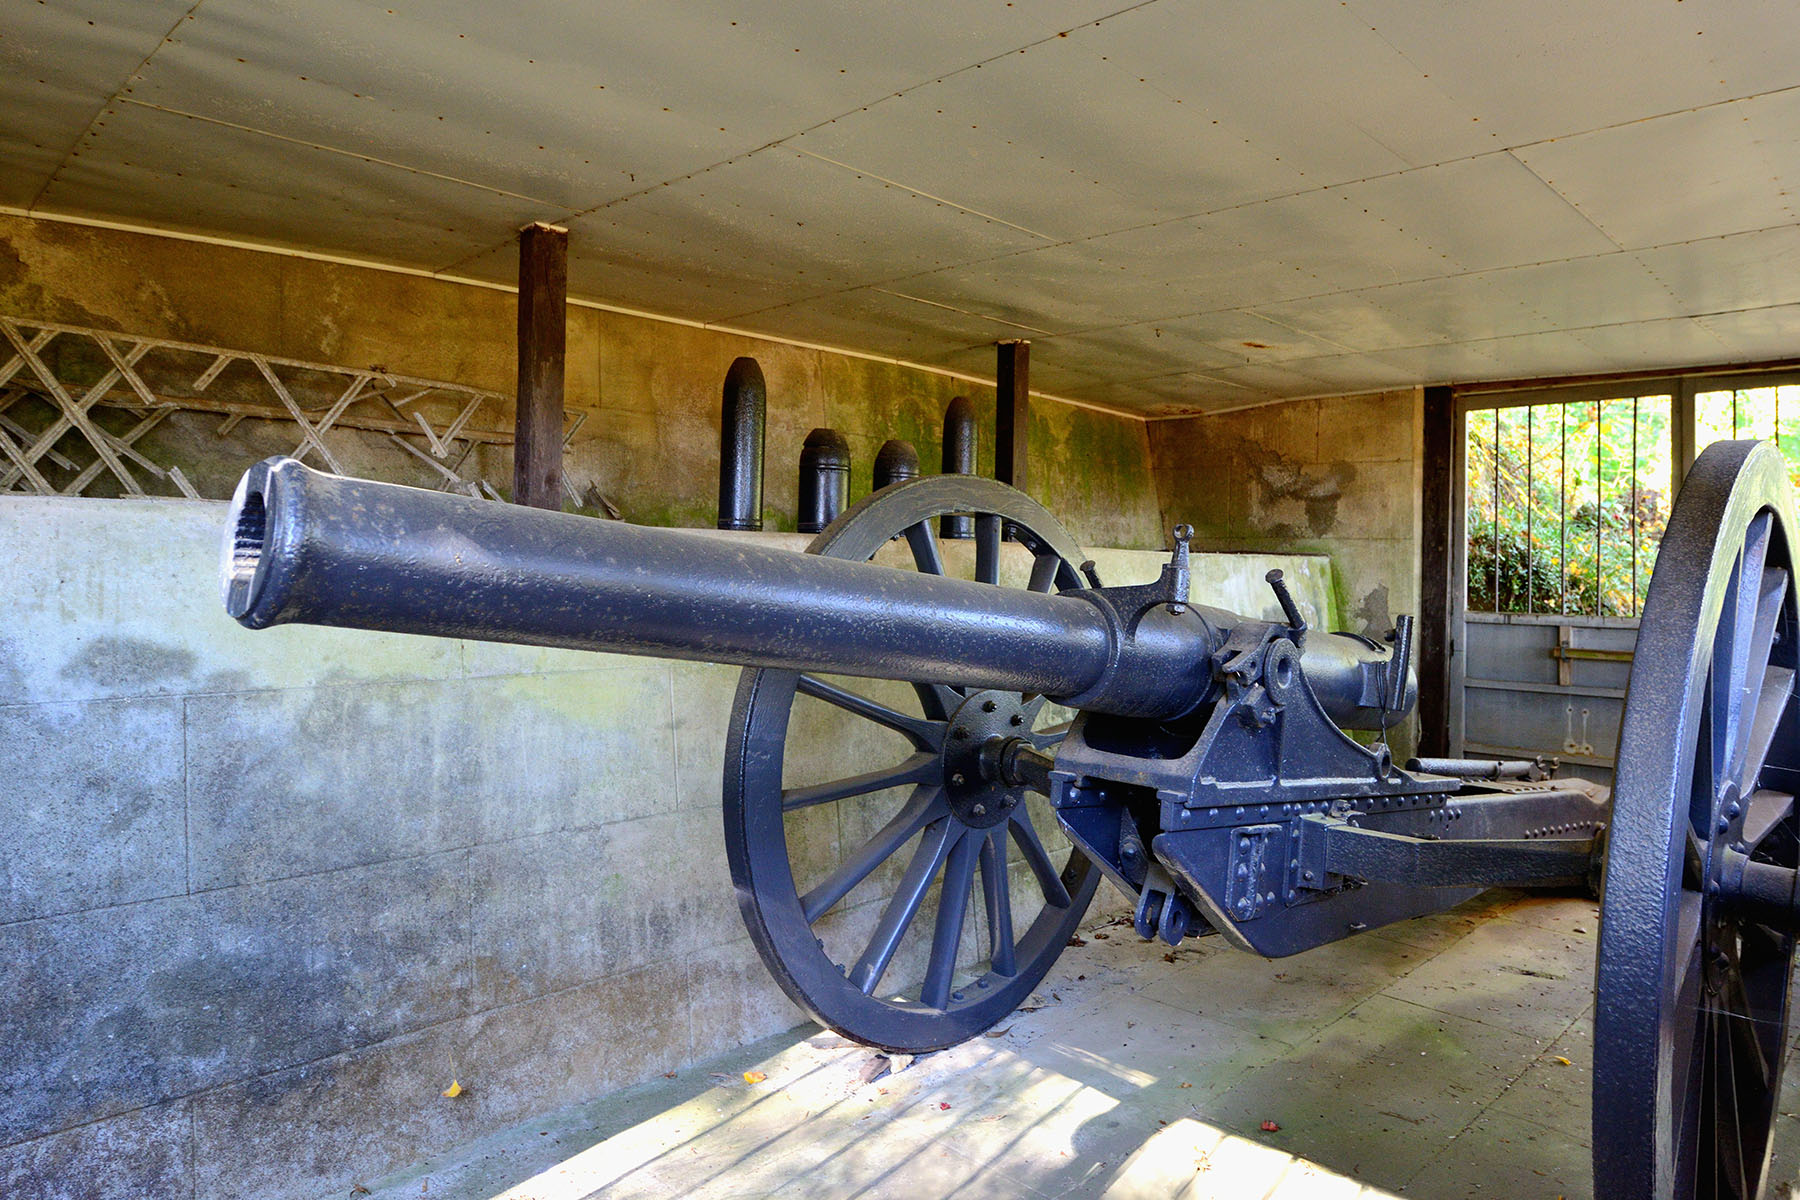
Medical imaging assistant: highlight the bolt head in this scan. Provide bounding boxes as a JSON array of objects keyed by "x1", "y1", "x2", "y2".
[
  {"x1": 951, "y1": 773, "x2": 966, "y2": 786},
  {"x1": 972, "y1": 803, "x2": 987, "y2": 815}
]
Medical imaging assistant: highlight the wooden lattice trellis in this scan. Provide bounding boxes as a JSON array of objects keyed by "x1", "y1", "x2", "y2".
[{"x1": 0, "y1": 316, "x2": 535, "y2": 500}]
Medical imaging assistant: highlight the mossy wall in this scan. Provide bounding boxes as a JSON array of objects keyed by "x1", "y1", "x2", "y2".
[
  {"x1": 0, "y1": 213, "x2": 1163, "y2": 549},
  {"x1": 1148, "y1": 388, "x2": 1426, "y2": 754}
]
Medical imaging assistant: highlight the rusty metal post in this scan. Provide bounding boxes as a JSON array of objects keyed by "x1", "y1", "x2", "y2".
[
  {"x1": 514, "y1": 222, "x2": 568, "y2": 509},
  {"x1": 940, "y1": 395, "x2": 976, "y2": 539},
  {"x1": 995, "y1": 340, "x2": 1029, "y2": 492},
  {"x1": 718, "y1": 356, "x2": 767, "y2": 530}
]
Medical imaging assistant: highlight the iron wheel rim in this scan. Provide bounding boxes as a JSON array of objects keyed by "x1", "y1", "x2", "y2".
[
  {"x1": 722, "y1": 475, "x2": 1101, "y2": 1052},
  {"x1": 1595, "y1": 439, "x2": 1800, "y2": 1199}
]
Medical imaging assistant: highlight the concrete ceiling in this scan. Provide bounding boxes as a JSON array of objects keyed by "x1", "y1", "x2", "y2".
[{"x1": 6, "y1": 1, "x2": 1800, "y2": 416}]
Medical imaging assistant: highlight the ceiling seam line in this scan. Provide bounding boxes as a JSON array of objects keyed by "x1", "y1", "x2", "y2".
[
  {"x1": 869, "y1": 289, "x2": 1057, "y2": 335},
  {"x1": 788, "y1": 150, "x2": 1060, "y2": 240},
  {"x1": 26, "y1": 0, "x2": 210, "y2": 211},
  {"x1": 1500, "y1": 150, "x2": 1625, "y2": 254},
  {"x1": 106, "y1": 98, "x2": 578, "y2": 210}
]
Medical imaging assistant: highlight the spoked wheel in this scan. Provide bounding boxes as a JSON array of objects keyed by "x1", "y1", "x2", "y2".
[
  {"x1": 723, "y1": 475, "x2": 1102, "y2": 1052},
  {"x1": 1595, "y1": 440, "x2": 1800, "y2": 1199}
]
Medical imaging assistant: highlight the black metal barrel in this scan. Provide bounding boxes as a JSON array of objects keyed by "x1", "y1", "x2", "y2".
[
  {"x1": 797, "y1": 427, "x2": 850, "y2": 535},
  {"x1": 717, "y1": 357, "x2": 766, "y2": 531},
  {"x1": 223, "y1": 457, "x2": 1189, "y2": 710}
]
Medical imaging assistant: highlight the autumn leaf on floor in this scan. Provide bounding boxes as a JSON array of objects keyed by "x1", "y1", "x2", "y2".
[
  {"x1": 743, "y1": 1070, "x2": 768, "y2": 1084},
  {"x1": 1260, "y1": 1120, "x2": 1281, "y2": 1132},
  {"x1": 441, "y1": 1079, "x2": 464, "y2": 1099},
  {"x1": 1552, "y1": 1056, "x2": 1573, "y2": 1066}
]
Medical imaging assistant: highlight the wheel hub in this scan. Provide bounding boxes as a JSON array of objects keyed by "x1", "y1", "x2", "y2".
[{"x1": 942, "y1": 689, "x2": 1036, "y2": 828}]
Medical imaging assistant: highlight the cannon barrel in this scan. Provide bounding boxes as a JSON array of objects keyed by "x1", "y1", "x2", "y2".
[{"x1": 221, "y1": 457, "x2": 1410, "y2": 726}]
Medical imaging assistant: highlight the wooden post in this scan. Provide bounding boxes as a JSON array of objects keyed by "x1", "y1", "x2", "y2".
[
  {"x1": 995, "y1": 340, "x2": 1029, "y2": 490},
  {"x1": 514, "y1": 221, "x2": 568, "y2": 509},
  {"x1": 1418, "y1": 384, "x2": 1455, "y2": 756}
]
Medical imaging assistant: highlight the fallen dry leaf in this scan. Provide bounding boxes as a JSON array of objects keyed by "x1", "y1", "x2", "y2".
[
  {"x1": 1260, "y1": 1120, "x2": 1281, "y2": 1132},
  {"x1": 350, "y1": 1188, "x2": 371, "y2": 1197},
  {"x1": 743, "y1": 1070, "x2": 768, "y2": 1084},
  {"x1": 939, "y1": 1101, "x2": 951, "y2": 1110},
  {"x1": 983, "y1": 1027, "x2": 1012, "y2": 1039},
  {"x1": 441, "y1": 1079, "x2": 464, "y2": 1099},
  {"x1": 1067, "y1": 936, "x2": 1087, "y2": 947},
  {"x1": 1553, "y1": 1056, "x2": 1573, "y2": 1066},
  {"x1": 1178, "y1": 1082, "x2": 1192, "y2": 1089}
]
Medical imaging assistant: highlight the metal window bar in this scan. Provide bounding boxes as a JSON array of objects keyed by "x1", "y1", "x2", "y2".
[
  {"x1": 1491, "y1": 409, "x2": 1500, "y2": 612},
  {"x1": 1593, "y1": 401, "x2": 1601, "y2": 617},
  {"x1": 1525, "y1": 406, "x2": 1534, "y2": 614},
  {"x1": 1559, "y1": 406, "x2": 1568, "y2": 617}
]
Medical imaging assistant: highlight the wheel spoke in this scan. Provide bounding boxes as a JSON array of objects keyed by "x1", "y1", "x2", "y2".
[
  {"x1": 782, "y1": 751, "x2": 940, "y2": 812},
  {"x1": 850, "y1": 817, "x2": 955, "y2": 995},
  {"x1": 1029, "y1": 719, "x2": 1074, "y2": 750},
  {"x1": 975, "y1": 514, "x2": 1002, "y2": 586},
  {"x1": 913, "y1": 682, "x2": 962, "y2": 723},
  {"x1": 904, "y1": 520, "x2": 946, "y2": 576},
  {"x1": 1713, "y1": 993, "x2": 1742, "y2": 1200},
  {"x1": 1738, "y1": 788, "x2": 1795, "y2": 856},
  {"x1": 1027, "y1": 552, "x2": 1062, "y2": 594},
  {"x1": 801, "y1": 788, "x2": 947, "y2": 924},
  {"x1": 1669, "y1": 892, "x2": 1707, "y2": 1111},
  {"x1": 797, "y1": 674, "x2": 942, "y2": 750},
  {"x1": 921, "y1": 830, "x2": 980, "y2": 1009},
  {"x1": 1728, "y1": 566, "x2": 1789, "y2": 785},
  {"x1": 1692, "y1": 686, "x2": 1721, "y2": 843},
  {"x1": 1010, "y1": 809, "x2": 1073, "y2": 909},
  {"x1": 1738, "y1": 666, "x2": 1794, "y2": 794},
  {"x1": 1713, "y1": 522, "x2": 1773, "y2": 784},
  {"x1": 980, "y1": 828, "x2": 1017, "y2": 977}
]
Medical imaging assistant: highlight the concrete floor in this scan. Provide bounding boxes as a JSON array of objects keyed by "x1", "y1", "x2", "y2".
[{"x1": 365, "y1": 888, "x2": 1800, "y2": 1200}]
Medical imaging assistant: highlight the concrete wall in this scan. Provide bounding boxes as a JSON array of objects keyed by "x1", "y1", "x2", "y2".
[
  {"x1": 1148, "y1": 389, "x2": 1425, "y2": 750},
  {"x1": 0, "y1": 495, "x2": 1336, "y2": 1199},
  {"x1": 0, "y1": 212, "x2": 1163, "y2": 549}
]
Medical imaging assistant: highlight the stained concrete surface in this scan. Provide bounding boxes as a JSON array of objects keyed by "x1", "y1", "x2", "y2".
[
  {"x1": 0, "y1": 494, "x2": 1341, "y2": 1198},
  {"x1": 360, "y1": 887, "x2": 1780, "y2": 1200}
]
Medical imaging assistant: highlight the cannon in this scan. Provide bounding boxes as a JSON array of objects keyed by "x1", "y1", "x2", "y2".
[{"x1": 219, "y1": 439, "x2": 1800, "y2": 1200}]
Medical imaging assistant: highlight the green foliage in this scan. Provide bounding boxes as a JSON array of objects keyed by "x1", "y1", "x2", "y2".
[{"x1": 1465, "y1": 398, "x2": 1670, "y2": 616}]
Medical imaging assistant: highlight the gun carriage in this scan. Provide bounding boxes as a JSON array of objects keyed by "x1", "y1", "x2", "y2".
[{"x1": 221, "y1": 439, "x2": 1800, "y2": 1200}]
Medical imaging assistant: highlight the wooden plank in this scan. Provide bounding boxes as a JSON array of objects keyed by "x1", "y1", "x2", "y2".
[
  {"x1": 994, "y1": 339, "x2": 1029, "y2": 491},
  {"x1": 1417, "y1": 384, "x2": 1454, "y2": 756},
  {"x1": 514, "y1": 221, "x2": 568, "y2": 509}
]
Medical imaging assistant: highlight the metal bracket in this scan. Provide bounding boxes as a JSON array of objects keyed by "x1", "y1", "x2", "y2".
[
  {"x1": 1225, "y1": 823, "x2": 1285, "y2": 922},
  {"x1": 1090, "y1": 524, "x2": 1194, "y2": 636}
]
